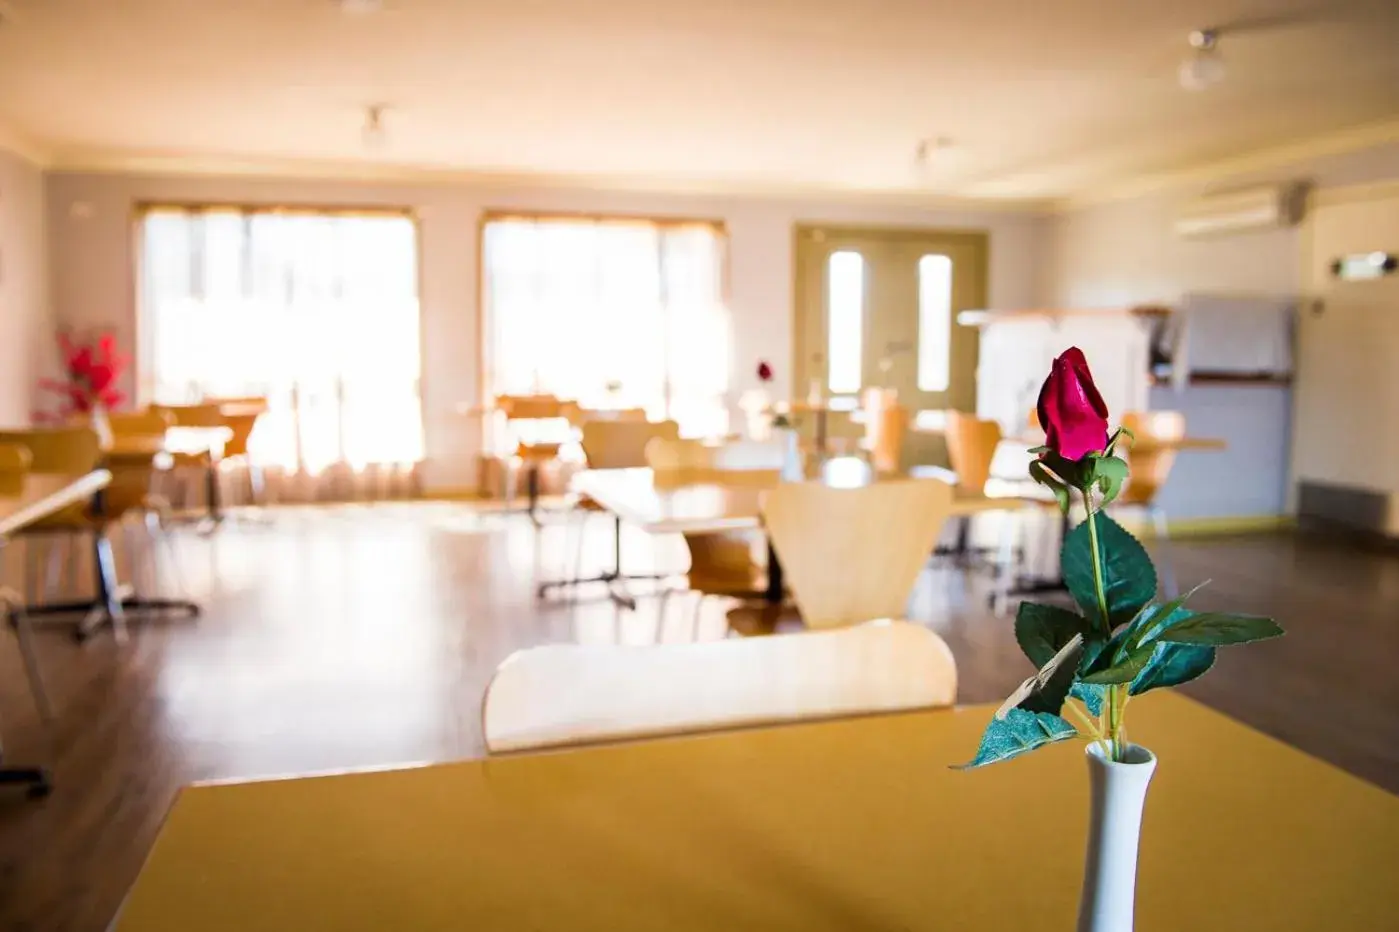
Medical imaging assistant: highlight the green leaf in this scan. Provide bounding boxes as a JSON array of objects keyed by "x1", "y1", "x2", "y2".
[
  {"x1": 1080, "y1": 642, "x2": 1157, "y2": 684},
  {"x1": 1014, "y1": 602, "x2": 1086, "y2": 667},
  {"x1": 1028, "y1": 460, "x2": 1070, "y2": 514},
  {"x1": 1070, "y1": 682, "x2": 1106, "y2": 716},
  {"x1": 1118, "y1": 584, "x2": 1209, "y2": 652},
  {"x1": 1105, "y1": 426, "x2": 1134, "y2": 457},
  {"x1": 1091, "y1": 456, "x2": 1130, "y2": 507},
  {"x1": 1129, "y1": 642, "x2": 1216, "y2": 695},
  {"x1": 952, "y1": 709, "x2": 1078, "y2": 770},
  {"x1": 1156, "y1": 612, "x2": 1284, "y2": 646},
  {"x1": 1061, "y1": 513, "x2": 1157, "y2": 626}
]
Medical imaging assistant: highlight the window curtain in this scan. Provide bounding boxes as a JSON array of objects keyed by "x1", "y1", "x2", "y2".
[
  {"x1": 483, "y1": 217, "x2": 731, "y2": 441},
  {"x1": 139, "y1": 207, "x2": 425, "y2": 502}
]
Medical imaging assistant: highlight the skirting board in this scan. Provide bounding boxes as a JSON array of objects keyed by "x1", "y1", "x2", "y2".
[{"x1": 1118, "y1": 514, "x2": 1295, "y2": 540}]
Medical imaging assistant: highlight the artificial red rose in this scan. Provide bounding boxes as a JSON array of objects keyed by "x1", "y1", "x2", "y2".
[
  {"x1": 756, "y1": 361, "x2": 773, "y2": 382},
  {"x1": 1036, "y1": 347, "x2": 1109, "y2": 462}
]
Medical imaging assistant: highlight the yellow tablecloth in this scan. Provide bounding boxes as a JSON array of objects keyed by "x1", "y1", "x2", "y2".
[{"x1": 114, "y1": 693, "x2": 1397, "y2": 931}]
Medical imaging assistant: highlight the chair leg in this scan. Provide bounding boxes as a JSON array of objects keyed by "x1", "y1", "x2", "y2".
[
  {"x1": 991, "y1": 510, "x2": 1022, "y2": 618},
  {"x1": 84, "y1": 532, "x2": 128, "y2": 644},
  {"x1": 3, "y1": 591, "x2": 53, "y2": 722},
  {"x1": 1151, "y1": 506, "x2": 1178, "y2": 598}
]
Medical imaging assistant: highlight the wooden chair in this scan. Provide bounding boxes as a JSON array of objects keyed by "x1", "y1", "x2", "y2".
[
  {"x1": 861, "y1": 388, "x2": 908, "y2": 474},
  {"x1": 207, "y1": 397, "x2": 269, "y2": 508},
  {"x1": 108, "y1": 409, "x2": 188, "y2": 601},
  {"x1": 761, "y1": 478, "x2": 955, "y2": 629},
  {"x1": 0, "y1": 428, "x2": 127, "y2": 640},
  {"x1": 490, "y1": 394, "x2": 572, "y2": 523},
  {"x1": 644, "y1": 438, "x2": 780, "y2": 633},
  {"x1": 481, "y1": 620, "x2": 958, "y2": 753},
  {"x1": 1118, "y1": 411, "x2": 1186, "y2": 595},
  {"x1": 944, "y1": 411, "x2": 1003, "y2": 494},
  {"x1": 0, "y1": 443, "x2": 52, "y2": 720}
]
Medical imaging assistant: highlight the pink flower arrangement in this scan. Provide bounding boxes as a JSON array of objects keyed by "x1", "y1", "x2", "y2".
[{"x1": 38, "y1": 331, "x2": 129, "y2": 420}]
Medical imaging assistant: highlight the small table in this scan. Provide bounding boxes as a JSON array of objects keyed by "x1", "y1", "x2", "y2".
[
  {"x1": 0, "y1": 469, "x2": 112, "y2": 797},
  {"x1": 572, "y1": 462, "x2": 1033, "y2": 605},
  {"x1": 110, "y1": 692, "x2": 1399, "y2": 931}
]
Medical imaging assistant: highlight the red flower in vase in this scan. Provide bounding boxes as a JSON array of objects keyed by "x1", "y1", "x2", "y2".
[
  {"x1": 39, "y1": 330, "x2": 129, "y2": 419},
  {"x1": 756, "y1": 361, "x2": 773, "y2": 382},
  {"x1": 1035, "y1": 347, "x2": 1109, "y2": 461}
]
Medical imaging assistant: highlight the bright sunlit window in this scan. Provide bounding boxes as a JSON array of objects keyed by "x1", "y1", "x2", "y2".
[
  {"x1": 138, "y1": 207, "x2": 424, "y2": 474},
  {"x1": 483, "y1": 215, "x2": 731, "y2": 437},
  {"x1": 917, "y1": 254, "x2": 953, "y2": 392},
  {"x1": 827, "y1": 251, "x2": 864, "y2": 394}
]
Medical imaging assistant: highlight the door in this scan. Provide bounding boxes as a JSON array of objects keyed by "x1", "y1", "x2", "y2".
[{"x1": 794, "y1": 225, "x2": 988, "y2": 468}]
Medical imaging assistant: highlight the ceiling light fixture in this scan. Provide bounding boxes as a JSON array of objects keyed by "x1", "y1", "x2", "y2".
[
  {"x1": 1179, "y1": 28, "x2": 1226, "y2": 91},
  {"x1": 338, "y1": 0, "x2": 383, "y2": 14},
  {"x1": 914, "y1": 136, "x2": 957, "y2": 170},
  {"x1": 362, "y1": 105, "x2": 388, "y2": 151}
]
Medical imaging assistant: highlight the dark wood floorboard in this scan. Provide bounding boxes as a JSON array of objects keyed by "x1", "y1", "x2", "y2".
[{"x1": 0, "y1": 504, "x2": 1394, "y2": 931}]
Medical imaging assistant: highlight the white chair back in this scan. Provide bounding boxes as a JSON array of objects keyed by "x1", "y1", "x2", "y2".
[{"x1": 482, "y1": 621, "x2": 957, "y2": 753}]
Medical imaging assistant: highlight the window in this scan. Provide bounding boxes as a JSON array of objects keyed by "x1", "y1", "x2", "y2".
[
  {"x1": 139, "y1": 207, "x2": 424, "y2": 475},
  {"x1": 917, "y1": 254, "x2": 953, "y2": 392},
  {"x1": 483, "y1": 216, "x2": 730, "y2": 437},
  {"x1": 826, "y1": 251, "x2": 864, "y2": 394}
]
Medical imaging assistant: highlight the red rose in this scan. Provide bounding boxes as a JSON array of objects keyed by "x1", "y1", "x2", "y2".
[
  {"x1": 756, "y1": 361, "x2": 773, "y2": 382},
  {"x1": 1036, "y1": 347, "x2": 1109, "y2": 462}
]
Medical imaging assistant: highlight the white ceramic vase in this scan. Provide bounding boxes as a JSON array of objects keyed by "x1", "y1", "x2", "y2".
[
  {"x1": 88, "y1": 401, "x2": 114, "y2": 450},
  {"x1": 777, "y1": 427, "x2": 804, "y2": 481},
  {"x1": 1077, "y1": 743, "x2": 1157, "y2": 932}
]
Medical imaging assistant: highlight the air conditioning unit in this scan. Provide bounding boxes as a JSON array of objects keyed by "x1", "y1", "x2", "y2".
[{"x1": 1174, "y1": 184, "x2": 1305, "y2": 239}]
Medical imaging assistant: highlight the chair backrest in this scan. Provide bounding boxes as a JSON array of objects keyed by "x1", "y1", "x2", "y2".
[
  {"x1": 0, "y1": 443, "x2": 31, "y2": 496},
  {"x1": 0, "y1": 428, "x2": 102, "y2": 475},
  {"x1": 152, "y1": 403, "x2": 226, "y2": 429},
  {"x1": 944, "y1": 411, "x2": 1003, "y2": 493},
  {"x1": 482, "y1": 620, "x2": 957, "y2": 753},
  {"x1": 1118, "y1": 410, "x2": 1186, "y2": 506},
  {"x1": 763, "y1": 478, "x2": 954, "y2": 628},
  {"x1": 496, "y1": 394, "x2": 567, "y2": 421},
  {"x1": 564, "y1": 404, "x2": 648, "y2": 427},
  {"x1": 108, "y1": 408, "x2": 174, "y2": 439},
  {"x1": 581, "y1": 419, "x2": 679, "y2": 469},
  {"x1": 645, "y1": 437, "x2": 783, "y2": 485},
  {"x1": 862, "y1": 388, "x2": 907, "y2": 473}
]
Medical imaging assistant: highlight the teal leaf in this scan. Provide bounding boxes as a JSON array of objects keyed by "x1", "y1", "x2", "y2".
[
  {"x1": 1090, "y1": 456, "x2": 1130, "y2": 507},
  {"x1": 1118, "y1": 585, "x2": 1209, "y2": 652},
  {"x1": 1061, "y1": 513, "x2": 1157, "y2": 626},
  {"x1": 952, "y1": 709, "x2": 1078, "y2": 770},
  {"x1": 1080, "y1": 643, "x2": 1157, "y2": 684},
  {"x1": 1156, "y1": 612, "x2": 1285, "y2": 646},
  {"x1": 1070, "y1": 681, "x2": 1106, "y2": 716},
  {"x1": 1028, "y1": 460, "x2": 1070, "y2": 514},
  {"x1": 1014, "y1": 602, "x2": 1086, "y2": 667},
  {"x1": 1129, "y1": 642, "x2": 1216, "y2": 695}
]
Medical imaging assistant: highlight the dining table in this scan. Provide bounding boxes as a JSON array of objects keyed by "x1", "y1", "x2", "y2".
[
  {"x1": 569, "y1": 458, "x2": 1038, "y2": 605},
  {"x1": 109, "y1": 691, "x2": 1398, "y2": 931},
  {"x1": 0, "y1": 468, "x2": 112, "y2": 796}
]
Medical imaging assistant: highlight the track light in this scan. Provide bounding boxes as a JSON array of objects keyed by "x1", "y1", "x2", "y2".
[{"x1": 1179, "y1": 29, "x2": 1226, "y2": 91}]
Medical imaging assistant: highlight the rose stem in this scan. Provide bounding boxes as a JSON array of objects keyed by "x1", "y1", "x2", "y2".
[{"x1": 1082, "y1": 486, "x2": 1126, "y2": 761}]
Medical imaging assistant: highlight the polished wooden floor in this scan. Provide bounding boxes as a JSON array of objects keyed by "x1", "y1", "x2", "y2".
[{"x1": 0, "y1": 504, "x2": 1394, "y2": 931}]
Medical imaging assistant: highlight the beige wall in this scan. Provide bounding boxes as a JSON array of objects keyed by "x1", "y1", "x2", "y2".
[
  {"x1": 1294, "y1": 186, "x2": 1399, "y2": 505},
  {"x1": 45, "y1": 171, "x2": 1045, "y2": 490},
  {"x1": 0, "y1": 148, "x2": 50, "y2": 425},
  {"x1": 1044, "y1": 140, "x2": 1399, "y2": 308}
]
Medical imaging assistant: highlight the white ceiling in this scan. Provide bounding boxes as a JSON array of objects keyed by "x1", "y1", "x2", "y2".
[{"x1": 1, "y1": 0, "x2": 1397, "y2": 201}]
